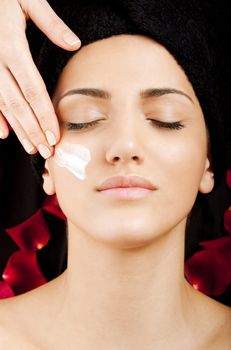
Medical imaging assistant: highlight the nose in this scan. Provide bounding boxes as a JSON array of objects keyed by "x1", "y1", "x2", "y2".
[{"x1": 105, "y1": 124, "x2": 145, "y2": 165}]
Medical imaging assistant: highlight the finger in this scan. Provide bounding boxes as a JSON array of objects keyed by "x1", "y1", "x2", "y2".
[
  {"x1": 1, "y1": 110, "x2": 38, "y2": 155},
  {"x1": 20, "y1": 0, "x2": 81, "y2": 49},
  {"x1": 0, "y1": 66, "x2": 53, "y2": 159},
  {"x1": 0, "y1": 111, "x2": 9, "y2": 139},
  {"x1": 1, "y1": 108, "x2": 54, "y2": 158},
  {"x1": 8, "y1": 43, "x2": 60, "y2": 147},
  {"x1": 0, "y1": 104, "x2": 37, "y2": 154}
]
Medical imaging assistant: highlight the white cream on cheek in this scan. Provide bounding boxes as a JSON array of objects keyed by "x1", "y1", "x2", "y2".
[{"x1": 53, "y1": 143, "x2": 91, "y2": 180}]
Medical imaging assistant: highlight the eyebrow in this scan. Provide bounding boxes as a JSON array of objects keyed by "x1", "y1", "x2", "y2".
[
  {"x1": 140, "y1": 88, "x2": 194, "y2": 104},
  {"x1": 57, "y1": 87, "x2": 194, "y2": 105}
]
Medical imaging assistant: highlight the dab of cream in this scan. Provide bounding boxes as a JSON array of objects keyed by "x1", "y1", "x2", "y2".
[{"x1": 53, "y1": 143, "x2": 91, "y2": 180}]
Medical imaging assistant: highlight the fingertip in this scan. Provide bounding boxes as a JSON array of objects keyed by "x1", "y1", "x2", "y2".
[
  {"x1": 55, "y1": 129, "x2": 61, "y2": 144},
  {"x1": 63, "y1": 32, "x2": 81, "y2": 48},
  {"x1": 0, "y1": 129, "x2": 9, "y2": 139},
  {"x1": 22, "y1": 138, "x2": 37, "y2": 154},
  {"x1": 45, "y1": 130, "x2": 57, "y2": 146},
  {"x1": 28, "y1": 148, "x2": 38, "y2": 156},
  {"x1": 67, "y1": 41, "x2": 82, "y2": 51}
]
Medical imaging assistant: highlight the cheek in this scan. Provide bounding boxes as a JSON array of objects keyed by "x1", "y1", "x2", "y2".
[
  {"x1": 49, "y1": 142, "x2": 93, "y2": 215},
  {"x1": 54, "y1": 143, "x2": 91, "y2": 180},
  {"x1": 52, "y1": 167, "x2": 91, "y2": 222},
  {"x1": 163, "y1": 138, "x2": 206, "y2": 175},
  {"x1": 150, "y1": 127, "x2": 207, "y2": 201}
]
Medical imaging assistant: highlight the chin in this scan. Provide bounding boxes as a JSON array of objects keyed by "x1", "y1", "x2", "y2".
[{"x1": 88, "y1": 220, "x2": 166, "y2": 249}]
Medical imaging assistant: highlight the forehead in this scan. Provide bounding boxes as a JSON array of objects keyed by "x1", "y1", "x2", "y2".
[{"x1": 53, "y1": 34, "x2": 196, "y2": 103}]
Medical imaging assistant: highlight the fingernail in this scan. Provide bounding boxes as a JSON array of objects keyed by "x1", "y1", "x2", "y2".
[
  {"x1": 45, "y1": 130, "x2": 56, "y2": 146},
  {"x1": 38, "y1": 144, "x2": 52, "y2": 159},
  {"x1": 0, "y1": 129, "x2": 4, "y2": 138},
  {"x1": 22, "y1": 138, "x2": 35, "y2": 153},
  {"x1": 63, "y1": 32, "x2": 81, "y2": 46}
]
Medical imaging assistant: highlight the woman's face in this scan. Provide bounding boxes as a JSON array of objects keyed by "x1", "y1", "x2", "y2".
[{"x1": 43, "y1": 34, "x2": 214, "y2": 248}]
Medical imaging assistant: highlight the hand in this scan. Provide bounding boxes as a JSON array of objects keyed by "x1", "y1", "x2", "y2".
[{"x1": 0, "y1": 0, "x2": 81, "y2": 159}]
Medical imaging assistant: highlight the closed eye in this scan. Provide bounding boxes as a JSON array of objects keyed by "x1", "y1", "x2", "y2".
[
  {"x1": 148, "y1": 119, "x2": 185, "y2": 130},
  {"x1": 66, "y1": 120, "x2": 100, "y2": 130},
  {"x1": 66, "y1": 119, "x2": 185, "y2": 131}
]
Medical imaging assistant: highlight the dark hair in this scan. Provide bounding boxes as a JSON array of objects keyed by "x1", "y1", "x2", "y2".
[{"x1": 29, "y1": 0, "x2": 231, "y2": 258}]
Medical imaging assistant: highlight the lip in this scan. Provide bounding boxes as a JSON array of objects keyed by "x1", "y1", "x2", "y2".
[
  {"x1": 97, "y1": 187, "x2": 153, "y2": 199},
  {"x1": 97, "y1": 175, "x2": 157, "y2": 191}
]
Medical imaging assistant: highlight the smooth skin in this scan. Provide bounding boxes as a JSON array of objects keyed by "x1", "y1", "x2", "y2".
[
  {"x1": 0, "y1": 0, "x2": 81, "y2": 159},
  {"x1": 0, "y1": 35, "x2": 230, "y2": 350}
]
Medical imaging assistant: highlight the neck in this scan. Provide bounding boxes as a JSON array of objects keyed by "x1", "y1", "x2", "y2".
[{"x1": 50, "y1": 220, "x2": 194, "y2": 347}]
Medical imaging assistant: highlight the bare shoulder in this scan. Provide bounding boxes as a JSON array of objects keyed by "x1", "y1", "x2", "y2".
[
  {"x1": 0, "y1": 293, "x2": 46, "y2": 349},
  {"x1": 210, "y1": 304, "x2": 231, "y2": 349},
  {"x1": 0, "y1": 328, "x2": 38, "y2": 350},
  {"x1": 0, "y1": 278, "x2": 62, "y2": 348},
  {"x1": 0, "y1": 327, "x2": 27, "y2": 349},
  {"x1": 185, "y1": 282, "x2": 230, "y2": 348},
  {"x1": 206, "y1": 321, "x2": 231, "y2": 350},
  {"x1": 0, "y1": 297, "x2": 25, "y2": 348},
  {"x1": 193, "y1": 290, "x2": 231, "y2": 349},
  {"x1": 0, "y1": 279, "x2": 55, "y2": 347}
]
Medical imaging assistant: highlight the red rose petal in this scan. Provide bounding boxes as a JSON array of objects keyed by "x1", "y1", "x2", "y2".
[
  {"x1": 42, "y1": 195, "x2": 66, "y2": 220},
  {"x1": 199, "y1": 236, "x2": 231, "y2": 259},
  {"x1": 5, "y1": 209, "x2": 51, "y2": 252},
  {"x1": 2, "y1": 251, "x2": 47, "y2": 295},
  {"x1": 0, "y1": 281, "x2": 15, "y2": 299},
  {"x1": 224, "y1": 208, "x2": 231, "y2": 236},
  {"x1": 226, "y1": 169, "x2": 231, "y2": 189},
  {"x1": 185, "y1": 249, "x2": 231, "y2": 296}
]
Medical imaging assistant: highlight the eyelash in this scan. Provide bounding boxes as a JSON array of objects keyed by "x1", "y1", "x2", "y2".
[{"x1": 66, "y1": 119, "x2": 185, "y2": 131}]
